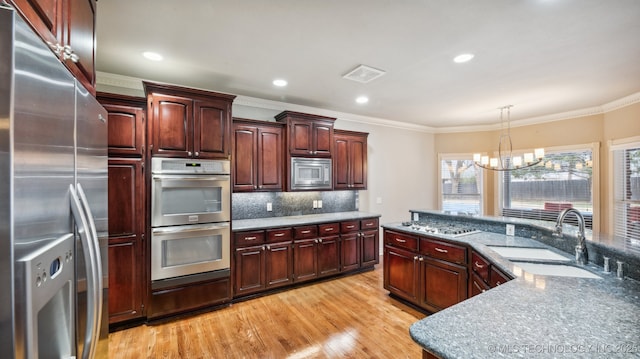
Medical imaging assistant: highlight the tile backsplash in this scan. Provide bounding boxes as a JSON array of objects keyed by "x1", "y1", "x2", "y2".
[{"x1": 232, "y1": 191, "x2": 358, "y2": 220}]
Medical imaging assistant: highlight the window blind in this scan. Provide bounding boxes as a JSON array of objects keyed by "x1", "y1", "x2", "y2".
[{"x1": 612, "y1": 144, "x2": 640, "y2": 245}]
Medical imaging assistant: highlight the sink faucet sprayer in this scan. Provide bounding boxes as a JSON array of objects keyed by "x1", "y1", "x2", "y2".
[{"x1": 553, "y1": 208, "x2": 588, "y2": 265}]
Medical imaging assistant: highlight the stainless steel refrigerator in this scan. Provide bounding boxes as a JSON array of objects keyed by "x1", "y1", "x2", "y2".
[{"x1": 0, "y1": 5, "x2": 108, "y2": 359}]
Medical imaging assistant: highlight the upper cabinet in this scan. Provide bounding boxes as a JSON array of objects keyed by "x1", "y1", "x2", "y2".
[
  {"x1": 9, "y1": 0, "x2": 97, "y2": 93},
  {"x1": 232, "y1": 119, "x2": 284, "y2": 192},
  {"x1": 275, "y1": 111, "x2": 335, "y2": 158},
  {"x1": 97, "y1": 93, "x2": 146, "y2": 157},
  {"x1": 334, "y1": 130, "x2": 368, "y2": 190},
  {"x1": 144, "y1": 82, "x2": 236, "y2": 159}
]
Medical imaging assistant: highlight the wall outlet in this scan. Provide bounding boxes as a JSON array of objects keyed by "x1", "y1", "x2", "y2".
[
  {"x1": 313, "y1": 200, "x2": 318, "y2": 209},
  {"x1": 376, "y1": 197, "x2": 383, "y2": 204},
  {"x1": 506, "y1": 224, "x2": 515, "y2": 236},
  {"x1": 266, "y1": 202, "x2": 272, "y2": 212},
  {"x1": 317, "y1": 200, "x2": 322, "y2": 208},
  {"x1": 413, "y1": 213, "x2": 419, "y2": 221}
]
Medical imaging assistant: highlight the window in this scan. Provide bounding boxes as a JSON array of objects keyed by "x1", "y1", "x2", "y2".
[
  {"x1": 498, "y1": 144, "x2": 599, "y2": 229},
  {"x1": 611, "y1": 137, "x2": 640, "y2": 246},
  {"x1": 439, "y1": 154, "x2": 483, "y2": 215}
]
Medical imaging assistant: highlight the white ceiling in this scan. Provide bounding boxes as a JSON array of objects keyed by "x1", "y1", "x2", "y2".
[{"x1": 95, "y1": 0, "x2": 640, "y2": 129}]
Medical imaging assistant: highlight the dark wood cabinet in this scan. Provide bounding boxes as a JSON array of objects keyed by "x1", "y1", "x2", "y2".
[
  {"x1": 98, "y1": 93, "x2": 146, "y2": 157},
  {"x1": 107, "y1": 158, "x2": 146, "y2": 324},
  {"x1": 233, "y1": 228, "x2": 293, "y2": 297},
  {"x1": 383, "y1": 229, "x2": 467, "y2": 313},
  {"x1": 469, "y1": 250, "x2": 513, "y2": 296},
  {"x1": 9, "y1": 0, "x2": 97, "y2": 92},
  {"x1": 293, "y1": 238, "x2": 318, "y2": 282},
  {"x1": 232, "y1": 119, "x2": 284, "y2": 192},
  {"x1": 340, "y1": 232, "x2": 360, "y2": 272},
  {"x1": 275, "y1": 111, "x2": 335, "y2": 157},
  {"x1": 334, "y1": 130, "x2": 368, "y2": 190},
  {"x1": 317, "y1": 223, "x2": 341, "y2": 277},
  {"x1": 144, "y1": 82, "x2": 235, "y2": 159},
  {"x1": 340, "y1": 218, "x2": 379, "y2": 272}
]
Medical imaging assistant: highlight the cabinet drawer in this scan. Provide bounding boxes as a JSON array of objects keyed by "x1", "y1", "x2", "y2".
[
  {"x1": 384, "y1": 230, "x2": 418, "y2": 252},
  {"x1": 319, "y1": 222, "x2": 340, "y2": 236},
  {"x1": 266, "y1": 228, "x2": 293, "y2": 243},
  {"x1": 234, "y1": 231, "x2": 265, "y2": 247},
  {"x1": 340, "y1": 220, "x2": 360, "y2": 233},
  {"x1": 421, "y1": 238, "x2": 467, "y2": 264},
  {"x1": 360, "y1": 218, "x2": 379, "y2": 231},
  {"x1": 471, "y1": 252, "x2": 490, "y2": 283},
  {"x1": 490, "y1": 266, "x2": 511, "y2": 287},
  {"x1": 293, "y1": 225, "x2": 318, "y2": 239}
]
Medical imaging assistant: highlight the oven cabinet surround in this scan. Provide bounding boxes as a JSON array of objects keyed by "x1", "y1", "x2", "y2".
[
  {"x1": 232, "y1": 118, "x2": 284, "y2": 192},
  {"x1": 383, "y1": 230, "x2": 468, "y2": 313},
  {"x1": 144, "y1": 81, "x2": 236, "y2": 160},
  {"x1": 99, "y1": 93, "x2": 148, "y2": 325},
  {"x1": 8, "y1": 0, "x2": 97, "y2": 93},
  {"x1": 333, "y1": 130, "x2": 368, "y2": 190},
  {"x1": 232, "y1": 215, "x2": 380, "y2": 299}
]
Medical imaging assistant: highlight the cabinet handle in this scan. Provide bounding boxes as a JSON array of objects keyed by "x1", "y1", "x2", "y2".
[
  {"x1": 258, "y1": 185, "x2": 262, "y2": 189},
  {"x1": 254, "y1": 186, "x2": 257, "y2": 189},
  {"x1": 474, "y1": 261, "x2": 485, "y2": 269},
  {"x1": 495, "y1": 281, "x2": 502, "y2": 286},
  {"x1": 413, "y1": 256, "x2": 419, "y2": 261},
  {"x1": 314, "y1": 239, "x2": 319, "y2": 243},
  {"x1": 188, "y1": 151, "x2": 193, "y2": 156},
  {"x1": 266, "y1": 245, "x2": 271, "y2": 250},
  {"x1": 301, "y1": 230, "x2": 311, "y2": 234},
  {"x1": 318, "y1": 238, "x2": 323, "y2": 243},
  {"x1": 395, "y1": 238, "x2": 406, "y2": 243},
  {"x1": 324, "y1": 228, "x2": 334, "y2": 232},
  {"x1": 434, "y1": 247, "x2": 448, "y2": 253},
  {"x1": 274, "y1": 233, "x2": 285, "y2": 237},
  {"x1": 46, "y1": 41, "x2": 63, "y2": 55},
  {"x1": 244, "y1": 236, "x2": 257, "y2": 241},
  {"x1": 346, "y1": 225, "x2": 355, "y2": 229},
  {"x1": 63, "y1": 45, "x2": 79, "y2": 63},
  {"x1": 195, "y1": 152, "x2": 200, "y2": 157}
]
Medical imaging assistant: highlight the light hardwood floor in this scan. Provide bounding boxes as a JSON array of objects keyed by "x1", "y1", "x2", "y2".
[{"x1": 108, "y1": 266, "x2": 427, "y2": 358}]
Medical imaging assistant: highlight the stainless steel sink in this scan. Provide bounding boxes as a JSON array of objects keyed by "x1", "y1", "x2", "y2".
[
  {"x1": 512, "y1": 262, "x2": 602, "y2": 279},
  {"x1": 487, "y1": 246, "x2": 571, "y2": 262}
]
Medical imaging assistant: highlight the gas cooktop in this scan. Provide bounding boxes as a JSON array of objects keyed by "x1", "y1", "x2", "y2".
[{"x1": 401, "y1": 222, "x2": 482, "y2": 237}]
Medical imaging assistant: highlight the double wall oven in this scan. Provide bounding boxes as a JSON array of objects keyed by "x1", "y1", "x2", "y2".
[{"x1": 151, "y1": 158, "x2": 231, "y2": 289}]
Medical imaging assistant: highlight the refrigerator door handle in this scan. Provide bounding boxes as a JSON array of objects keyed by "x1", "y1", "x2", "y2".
[
  {"x1": 69, "y1": 184, "x2": 99, "y2": 359},
  {"x1": 76, "y1": 183, "x2": 104, "y2": 357}
]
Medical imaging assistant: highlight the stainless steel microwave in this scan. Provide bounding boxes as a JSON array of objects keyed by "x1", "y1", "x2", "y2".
[{"x1": 291, "y1": 157, "x2": 332, "y2": 190}]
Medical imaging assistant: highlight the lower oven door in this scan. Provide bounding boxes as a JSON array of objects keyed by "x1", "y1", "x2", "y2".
[{"x1": 151, "y1": 222, "x2": 230, "y2": 282}]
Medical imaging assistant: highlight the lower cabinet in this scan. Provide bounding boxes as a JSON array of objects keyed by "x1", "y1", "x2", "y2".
[
  {"x1": 383, "y1": 245, "x2": 420, "y2": 303},
  {"x1": 108, "y1": 236, "x2": 144, "y2": 324},
  {"x1": 420, "y1": 258, "x2": 467, "y2": 312},
  {"x1": 468, "y1": 250, "x2": 513, "y2": 297},
  {"x1": 148, "y1": 277, "x2": 231, "y2": 319}
]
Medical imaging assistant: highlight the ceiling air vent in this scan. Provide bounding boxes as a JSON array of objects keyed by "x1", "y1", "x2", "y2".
[{"x1": 342, "y1": 65, "x2": 386, "y2": 83}]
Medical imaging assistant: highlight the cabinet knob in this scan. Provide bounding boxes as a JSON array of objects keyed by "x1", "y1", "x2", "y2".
[
  {"x1": 418, "y1": 257, "x2": 424, "y2": 261},
  {"x1": 266, "y1": 245, "x2": 271, "y2": 250},
  {"x1": 413, "y1": 256, "x2": 419, "y2": 261},
  {"x1": 188, "y1": 151, "x2": 193, "y2": 156},
  {"x1": 46, "y1": 41, "x2": 63, "y2": 55},
  {"x1": 195, "y1": 152, "x2": 200, "y2": 157},
  {"x1": 318, "y1": 238, "x2": 323, "y2": 243},
  {"x1": 62, "y1": 45, "x2": 79, "y2": 63}
]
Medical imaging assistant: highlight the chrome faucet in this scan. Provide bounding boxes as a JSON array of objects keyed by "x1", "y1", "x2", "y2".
[{"x1": 553, "y1": 208, "x2": 588, "y2": 265}]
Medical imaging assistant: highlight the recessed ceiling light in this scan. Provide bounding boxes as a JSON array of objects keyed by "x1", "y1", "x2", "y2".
[
  {"x1": 356, "y1": 96, "x2": 369, "y2": 104},
  {"x1": 273, "y1": 79, "x2": 288, "y2": 87},
  {"x1": 143, "y1": 51, "x2": 163, "y2": 61},
  {"x1": 453, "y1": 53, "x2": 474, "y2": 63}
]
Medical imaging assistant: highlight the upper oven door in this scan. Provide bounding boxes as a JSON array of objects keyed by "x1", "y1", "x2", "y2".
[{"x1": 152, "y1": 174, "x2": 230, "y2": 227}]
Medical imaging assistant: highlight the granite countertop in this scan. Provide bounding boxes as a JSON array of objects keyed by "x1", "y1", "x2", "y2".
[
  {"x1": 382, "y1": 223, "x2": 640, "y2": 358},
  {"x1": 231, "y1": 211, "x2": 381, "y2": 232}
]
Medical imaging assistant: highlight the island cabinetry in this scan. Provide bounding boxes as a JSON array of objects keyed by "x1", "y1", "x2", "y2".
[
  {"x1": 9, "y1": 0, "x2": 97, "y2": 92},
  {"x1": 233, "y1": 228, "x2": 293, "y2": 297},
  {"x1": 469, "y1": 250, "x2": 513, "y2": 297},
  {"x1": 383, "y1": 229, "x2": 468, "y2": 312},
  {"x1": 232, "y1": 119, "x2": 284, "y2": 192},
  {"x1": 334, "y1": 130, "x2": 368, "y2": 190},
  {"x1": 144, "y1": 82, "x2": 235, "y2": 159},
  {"x1": 275, "y1": 111, "x2": 335, "y2": 157}
]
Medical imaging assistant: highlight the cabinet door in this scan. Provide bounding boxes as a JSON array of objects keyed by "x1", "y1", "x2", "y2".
[
  {"x1": 383, "y1": 245, "x2": 419, "y2": 303},
  {"x1": 234, "y1": 245, "x2": 266, "y2": 296},
  {"x1": 108, "y1": 237, "x2": 143, "y2": 324},
  {"x1": 150, "y1": 94, "x2": 193, "y2": 157},
  {"x1": 64, "y1": 0, "x2": 96, "y2": 91},
  {"x1": 9, "y1": 0, "x2": 63, "y2": 46},
  {"x1": 317, "y1": 235, "x2": 340, "y2": 277},
  {"x1": 293, "y1": 239, "x2": 318, "y2": 282},
  {"x1": 348, "y1": 135, "x2": 367, "y2": 189},
  {"x1": 341, "y1": 232, "x2": 360, "y2": 272},
  {"x1": 257, "y1": 126, "x2": 283, "y2": 191},
  {"x1": 232, "y1": 124, "x2": 258, "y2": 191},
  {"x1": 361, "y1": 229, "x2": 379, "y2": 267},
  {"x1": 312, "y1": 121, "x2": 333, "y2": 157},
  {"x1": 108, "y1": 158, "x2": 145, "y2": 323},
  {"x1": 194, "y1": 98, "x2": 230, "y2": 159},
  {"x1": 334, "y1": 136, "x2": 350, "y2": 189},
  {"x1": 289, "y1": 119, "x2": 313, "y2": 156},
  {"x1": 103, "y1": 102, "x2": 145, "y2": 157},
  {"x1": 420, "y1": 258, "x2": 467, "y2": 312},
  {"x1": 265, "y1": 242, "x2": 293, "y2": 289},
  {"x1": 469, "y1": 272, "x2": 490, "y2": 298}
]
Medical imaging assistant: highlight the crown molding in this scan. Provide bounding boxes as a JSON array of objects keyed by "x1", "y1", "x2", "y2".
[{"x1": 96, "y1": 72, "x2": 640, "y2": 134}]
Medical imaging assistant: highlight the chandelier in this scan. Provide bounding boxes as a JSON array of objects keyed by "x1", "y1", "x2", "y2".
[{"x1": 473, "y1": 105, "x2": 544, "y2": 171}]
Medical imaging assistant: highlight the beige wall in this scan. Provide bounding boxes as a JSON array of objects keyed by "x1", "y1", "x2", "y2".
[{"x1": 434, "y1": 102, "x2": 640, "y2": 235}]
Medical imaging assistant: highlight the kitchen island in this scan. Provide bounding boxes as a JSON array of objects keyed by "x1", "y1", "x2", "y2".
[{"x1": 383, "y1": 211, "x2": 640, "y2": 359}]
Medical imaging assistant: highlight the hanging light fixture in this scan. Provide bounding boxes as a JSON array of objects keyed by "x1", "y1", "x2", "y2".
[{"x1": 473, "y1": 105, "x2": 544, "y2": 171}]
